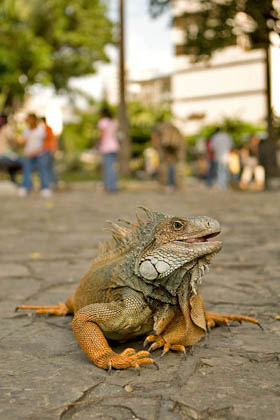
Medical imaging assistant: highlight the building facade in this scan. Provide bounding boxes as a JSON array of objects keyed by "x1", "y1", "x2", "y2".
[
  {"x1": 128, "y1": 74, "x2": 171, "y2": 105},
  {"x1": 171, "y1": 0, "x2": 269, "y2": 134}
]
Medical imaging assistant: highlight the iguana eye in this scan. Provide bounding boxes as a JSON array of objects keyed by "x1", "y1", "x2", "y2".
[{"x1": 173, "y1": 220, "x2": 184, "y2": 230}]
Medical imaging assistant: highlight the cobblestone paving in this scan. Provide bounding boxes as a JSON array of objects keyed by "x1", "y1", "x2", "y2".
[{"x1": 1, "y1": 182, "x2": 280, "y2": 420}]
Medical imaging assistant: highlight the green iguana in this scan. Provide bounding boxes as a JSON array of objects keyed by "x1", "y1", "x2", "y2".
[{"x1": 17, "y1": 208, "x2": 260, "y2": 371}]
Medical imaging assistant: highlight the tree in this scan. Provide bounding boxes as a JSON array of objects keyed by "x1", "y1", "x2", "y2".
[
  {"x1": 149, "y1": 0, "x2": 280, "y2": 177},
  {"x1": 0, "y1": 0, "x2": 113, "y2": 111}
]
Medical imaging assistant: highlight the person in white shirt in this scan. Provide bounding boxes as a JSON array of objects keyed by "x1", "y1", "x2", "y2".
[
  {"x1": 211, "y1": 129, "x2": 233, "y2": 190},
  {"x1": 18, "y1": 114, "x2": 51, "y2": 197}
]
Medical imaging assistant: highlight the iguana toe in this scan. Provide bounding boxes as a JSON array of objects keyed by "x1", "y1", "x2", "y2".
[
  {"x1": 102, "y1": 348, "x2": 154, "y2": 371},
  {"x1": 205, "y1": 311, "x2": 261, "y2": 329},
  {"x1": 144, "y1": 335, "x2": 188, "y2": 356}
]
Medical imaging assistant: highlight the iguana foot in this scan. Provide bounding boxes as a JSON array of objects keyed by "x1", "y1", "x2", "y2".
[
  {"x1": 205, "y1": 311, "x2": 262, "y2": 329},
  {"x1": 144, "y1": 335, "x2": 186, "y2": 357},
  {"x1": 15, "y1": 302, "x2": 69, "y2": 316},
  {"x1": 97, "y1": 348, "x2": 155, "y2": 371}
]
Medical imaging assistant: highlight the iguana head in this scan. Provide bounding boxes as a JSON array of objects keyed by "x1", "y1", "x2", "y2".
[
  {"x1": 100, "y1": 208, "x2": 222, "y2": 299},
  {"x1": 133, "y1": 209, "x2": 222, "y2": 296}
]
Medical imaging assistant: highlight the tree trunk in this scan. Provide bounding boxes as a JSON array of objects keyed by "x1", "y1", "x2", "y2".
[
  {"x1": 262, "y1": 45, "x2": 277, "y2": 187},
  {"x1": 118, "y1": 0, "x2": 131, "y2": 176},
  {"x1": 264, "y1": 45, "x2": 273, "y2": 140}
]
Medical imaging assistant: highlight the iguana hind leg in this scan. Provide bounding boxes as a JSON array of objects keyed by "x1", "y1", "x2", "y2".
[
  {"x1": 16, "y1": 296, "x2": 74, "y2": 316},
  {"x1": 205, "y1": 311, "x2": 262, "y2": 329}
]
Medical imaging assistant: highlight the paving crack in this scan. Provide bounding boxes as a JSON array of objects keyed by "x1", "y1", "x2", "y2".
[
  {"x1": 102, "y1": 404, "x2": 148, "y2": 420},
  {"x1": 27, "y1": 392, "x2": 160, "y2": 420},
  {"x1": 59, "y1": 380, "x2": 104, "y2": 420}
]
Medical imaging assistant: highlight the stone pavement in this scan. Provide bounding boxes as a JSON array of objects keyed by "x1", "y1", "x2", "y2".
[{"x1": 1, "y1": 182, "x2": 280, "y2": 420}]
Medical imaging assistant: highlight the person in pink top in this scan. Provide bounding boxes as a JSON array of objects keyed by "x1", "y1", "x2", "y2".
[{"x1": 97, "y1": 107, "x2": 119, "y2": 192}]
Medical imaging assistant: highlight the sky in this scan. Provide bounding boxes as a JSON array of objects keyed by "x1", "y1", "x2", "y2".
[
  {"x1": 122, "y1": 0, "x2": 173, "y2": 79},
  {"x1": 70, "y1": 0, "x2": 173, "y2": 100}
]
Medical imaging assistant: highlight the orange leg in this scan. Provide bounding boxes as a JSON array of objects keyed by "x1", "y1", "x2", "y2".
[
  {"x1": 16, "y1": 296, "x2": 74, "y2": 316},
  {"x1": 205, "y1": 311, "x2": 263, "y2": 329},
  {"x1": 15, "y1": 302, "x2": 70, "y2": 316},
  {"x1": 72, "y1": 304, "x2": 156, "y2": 371}
]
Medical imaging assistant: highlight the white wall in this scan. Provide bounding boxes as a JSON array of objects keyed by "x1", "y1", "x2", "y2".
[
  {"x1": 171, "y1": 47, "x2": 267, "y2": 133},
  {"x1": 173, "y1": 92, "x2": 266, "y2": 134},
  {"x1": 171, "y1": 3, "x2": 268, "y2": 134}
]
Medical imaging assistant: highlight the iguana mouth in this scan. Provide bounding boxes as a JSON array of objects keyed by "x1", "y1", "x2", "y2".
[{"x1": 176, "y1": 231, "x2": 220, "y2": 244}]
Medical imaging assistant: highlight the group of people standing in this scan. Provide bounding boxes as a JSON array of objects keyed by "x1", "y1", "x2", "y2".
[
  {"x1": 0, "y1": 107, "x2": 120, "y2": 196},
  {"x1": 0, "y1": 112, "x2": 57, "y2": 197},
  {"x1": 205, "y1": 129, "x2": 266, "y2": 191},
  {"x1": 18, "y1": 114, "x2": 58, "y2": 197}
]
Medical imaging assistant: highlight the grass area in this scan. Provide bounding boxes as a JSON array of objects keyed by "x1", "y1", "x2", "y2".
[{"x1": 59, "y1": 170, "x2": 101, "y2": 183}]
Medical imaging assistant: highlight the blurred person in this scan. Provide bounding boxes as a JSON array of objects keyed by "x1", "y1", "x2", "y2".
[
  {"x1": 18, "y1": 113, "x2": 51, "y2": 197},
  {"x1": 40, "y1": 117, "x2": 58, "y2": 188},
  {"x1": 240, "y1": 135, "x2": 265, "y2": 191},
  {"x1": 258, "y1": 133, "x2": 277, "y2": 190},
  {"x1": 211, "y1": 128, "x2": 233, "y2": 190},
  {"x1": 97, "y1": 107, "x2": 119, "y2": 193},
  {"x1": 229, "y1": 148, "x2": 241, "y2": 183},
  {"x1": 151, "y1": 122, "x2": 186, "y2": 192},
  {"x1": 197, "y1": 154, "x2": 209, "y2": 181},
  {"x1": 205, "y1": 136, "x2": 216, "y2": 187},
  {"x1": 0, "y1": 113, "x2": 22, "y2": 184},
  {"x1": 143, "y1": 147, "x2": 159, "y2": 178}
]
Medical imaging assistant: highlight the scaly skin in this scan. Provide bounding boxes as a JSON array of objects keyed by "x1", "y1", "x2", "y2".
[{"x1": 16, "y1": 208, "x2": 260, "y2": 371}]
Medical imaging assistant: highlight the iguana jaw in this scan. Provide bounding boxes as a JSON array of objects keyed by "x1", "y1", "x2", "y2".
[
  {"x1": 137, "y1": 237, "x2": 222, "y2": 282},
  {"x1": 179, "y1": 231, "x2": 220, "y2": 243}
]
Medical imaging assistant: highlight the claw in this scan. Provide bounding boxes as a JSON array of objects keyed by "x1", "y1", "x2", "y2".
[
  {"x1": 206, "y1": 324, "x2": 212, "y2": 334},
  {"x1": 153, "y1": 361, "x2": 159, "y2": 370},
  {"x1": 257, "y1": 322, "x2": 264, "y2": 331},
  {"x1": 143, "y1": 337, "x2": 149, "y2": 348},
  {"x1": 160, "y1": 349, "x2": 168, "y2": 358},
  {"x1": 148, "y1": 342, "x2": 159, "y2": 352},
  {"x1": 187, "y1": 346, "x2": 193, "y2": 356},
  {"x1": 135, "y1": 365, "x2": 141, "y2": 376},
  {"x1": 108, "y1": 363, "x2": 112, "y2": 375}
]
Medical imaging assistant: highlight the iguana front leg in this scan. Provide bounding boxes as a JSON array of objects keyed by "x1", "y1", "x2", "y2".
[
  {"x1": 72, "y1": 298, "x2": 155, "y2": 370},
  {"x1": 145, "y1": 294, "x2": 207, "y2": 355}
]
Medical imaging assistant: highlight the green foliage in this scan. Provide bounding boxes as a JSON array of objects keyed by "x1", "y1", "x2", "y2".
[
  {"x1": 0, "y1": 0, "x2": 113, "y2": 110},
  {"x1": 60, "y1": 101, "x2": 172, "y2": 162},
  {"x1": 186, "y1": 118, "x2": 265, "y2": 151},
  {"x1": 150, "y1": 0, "x2": 280, "y2": 60},
  {"x1": 61, "y1": 108, "x2": 99, "y2": 158},
  {"x1": 127, "y1": 101, "x2": 172, "y2": 156}
]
